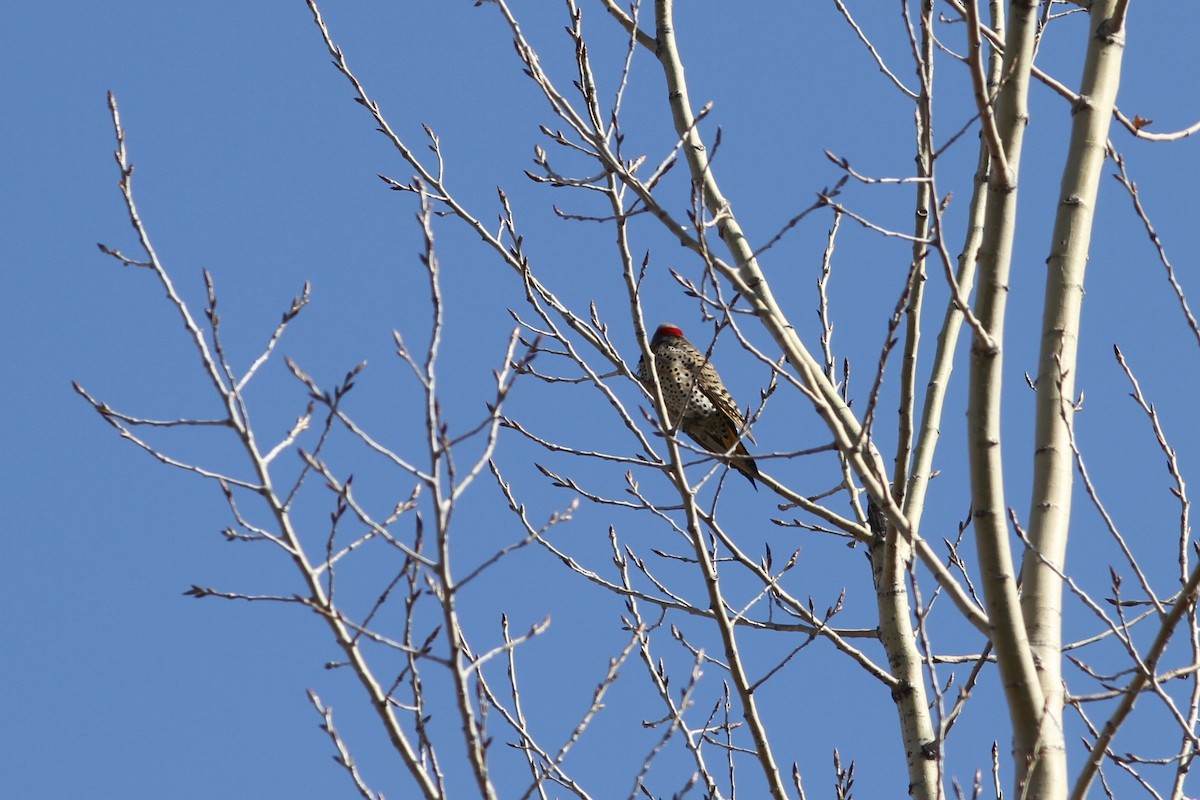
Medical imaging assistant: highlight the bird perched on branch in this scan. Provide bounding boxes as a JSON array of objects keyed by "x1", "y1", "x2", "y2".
[{"x1": 637, "y1": 323, "x2": 761, "y2": 488}]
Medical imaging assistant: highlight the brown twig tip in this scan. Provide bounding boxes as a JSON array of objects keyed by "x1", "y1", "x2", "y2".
[{"x1": 824, "y1": 149, "x2": 847, "y2": 168}]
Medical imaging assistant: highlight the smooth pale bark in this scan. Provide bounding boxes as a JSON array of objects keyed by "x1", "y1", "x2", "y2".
[
  {"x1": 871, "y1": 517, "x2": 942, "y2": 800},
  {"x1": 965, "y1": 0, "x2": 1047, "y2": 794},
  {"x1": 1023, "y1": 3, "x2": 1127, "y2": 798},
  {"x1": 905, "y1": 0, "x2": 1004, "y2": 535}
]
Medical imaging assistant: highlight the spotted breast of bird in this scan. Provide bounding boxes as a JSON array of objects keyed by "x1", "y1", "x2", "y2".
[{"x1": 636, "y1": 323, "x2": 761, "y2": 488}]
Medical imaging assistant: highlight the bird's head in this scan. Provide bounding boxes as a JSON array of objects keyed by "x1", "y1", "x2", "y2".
[{"x1": 651, "y1": 323, "x2": 684, "y2": 346}]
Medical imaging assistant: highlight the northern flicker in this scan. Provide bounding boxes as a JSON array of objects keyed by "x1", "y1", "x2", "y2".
[{"x1": 637, "y1": 323, "x2": 761, "y2": 487}]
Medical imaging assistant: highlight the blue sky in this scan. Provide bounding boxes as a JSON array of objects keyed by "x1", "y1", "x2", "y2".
[{"x1": 8, "y1": 1, "x2": 1200, "y2": 797}]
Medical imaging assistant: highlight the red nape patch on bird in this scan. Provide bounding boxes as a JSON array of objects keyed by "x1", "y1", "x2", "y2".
[{"x1": 654, "y1": 323, "x2": 684, "y2": 339}]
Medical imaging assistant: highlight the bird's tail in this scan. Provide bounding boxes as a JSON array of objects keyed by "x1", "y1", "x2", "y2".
[
  {"x1": 686, "y1": 427, "x2": 760, "y2": 489},
  {"x1": 727, "y1": 441, "x2": 761, "y2": 490}
]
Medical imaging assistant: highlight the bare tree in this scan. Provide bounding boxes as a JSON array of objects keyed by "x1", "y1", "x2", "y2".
[{"x1": 80, "y1": 1, "x2": 1200, "y2": 798}]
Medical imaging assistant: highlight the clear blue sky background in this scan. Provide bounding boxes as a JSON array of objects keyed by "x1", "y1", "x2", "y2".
[{"x1": 8, "y1": 2, "x2": 1200, "y2": 797}]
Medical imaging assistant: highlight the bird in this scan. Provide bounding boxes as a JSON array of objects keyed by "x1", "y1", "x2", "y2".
[{"x1": 637, "y1": 323, "x2": 761, "y2": 487}]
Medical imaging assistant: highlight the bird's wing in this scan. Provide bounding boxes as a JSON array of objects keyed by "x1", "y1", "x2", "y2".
[{"x1": 696, "y1": 360, "x2": 754, "y2": 442}]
